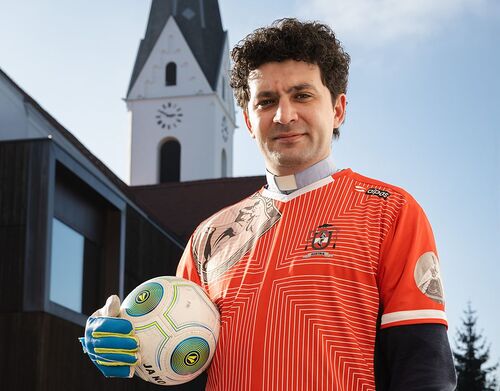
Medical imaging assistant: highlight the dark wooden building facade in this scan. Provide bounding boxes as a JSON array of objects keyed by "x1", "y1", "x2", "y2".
[
  {"x1": 0, "y1": 69, "x2": 265, "y2": 390},
  {"x1": 0, "y1": 138, "x2": 185, "y2": 390}
]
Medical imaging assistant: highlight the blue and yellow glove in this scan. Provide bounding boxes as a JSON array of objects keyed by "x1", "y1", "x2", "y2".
[{"x1": 79, "y1": 295, "x2": 139, "y2": 378}]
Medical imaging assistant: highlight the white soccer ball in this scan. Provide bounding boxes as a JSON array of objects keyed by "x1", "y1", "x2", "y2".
[{"x1": 120, "y1": 276, "x2": 220, "y2": 386}]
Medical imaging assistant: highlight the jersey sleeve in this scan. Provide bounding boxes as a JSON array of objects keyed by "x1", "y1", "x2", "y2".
[
  {"x1": 176, "y1": 237, "x2": 202, "y2": 286},
  {"x1": 378, "y1": 194, "x2": 448, "y2": 329}
]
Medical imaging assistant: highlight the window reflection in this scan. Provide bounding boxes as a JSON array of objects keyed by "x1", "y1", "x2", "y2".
[{"x1": 49, "y1": 218, "x2": 84, "y2": 312}]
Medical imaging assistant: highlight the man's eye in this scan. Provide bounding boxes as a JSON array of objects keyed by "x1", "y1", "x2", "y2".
[
  {"x1": 256, "y1": 99, "x2": 274, "y2": 107},
  {"x1": 296, "y1": 93, "x2": 311, "y2": 100}
]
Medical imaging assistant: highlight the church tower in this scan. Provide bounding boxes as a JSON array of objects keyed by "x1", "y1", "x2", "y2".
[{"x1": 126, "y1": 0, "x2": 235, "y2": 185}]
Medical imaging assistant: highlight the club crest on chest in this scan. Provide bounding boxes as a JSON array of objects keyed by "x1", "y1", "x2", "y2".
[{"x1": 303, "y1": 223, "x2": 338, "y2": 258}]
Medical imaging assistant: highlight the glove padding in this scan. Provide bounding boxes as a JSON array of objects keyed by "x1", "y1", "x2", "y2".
[{"x1": 79, "y1": 295, "x2": 139, "y2": 378}]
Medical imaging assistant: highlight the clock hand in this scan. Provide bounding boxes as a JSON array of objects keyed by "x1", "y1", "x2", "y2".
[{"x1": 158, "y1": 109, "x2": 176, "y2": 118}]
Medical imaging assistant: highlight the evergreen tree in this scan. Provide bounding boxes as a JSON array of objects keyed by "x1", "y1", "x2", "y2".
[{"x1": 454, "y1": 302, "x2": 498, "y2": 391}]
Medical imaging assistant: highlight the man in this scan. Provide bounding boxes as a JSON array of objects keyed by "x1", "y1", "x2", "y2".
[{"x1": 81, "y1": 19, "x2": 457, "y2": 390}]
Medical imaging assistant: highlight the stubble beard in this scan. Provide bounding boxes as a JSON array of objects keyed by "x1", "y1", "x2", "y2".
[{"x1": 266, "y1": 141, "x2": 318, "y2": 173}]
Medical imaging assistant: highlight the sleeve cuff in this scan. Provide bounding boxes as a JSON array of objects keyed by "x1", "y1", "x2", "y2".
[{"x1": 381, "y1": 309, "x2": 448, "y2": 329}]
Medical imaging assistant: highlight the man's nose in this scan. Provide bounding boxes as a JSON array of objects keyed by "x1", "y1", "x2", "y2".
[{"x1": 273, "y1": 99, "x2": 298, "y2": 124}]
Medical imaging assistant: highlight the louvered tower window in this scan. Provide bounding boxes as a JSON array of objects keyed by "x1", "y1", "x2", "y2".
[{"x1": 165, "y1": 62, "x2": 177, "y2": 86}]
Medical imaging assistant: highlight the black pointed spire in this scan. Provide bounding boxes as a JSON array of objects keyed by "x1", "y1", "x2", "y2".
[{"x1": 127, "y1": 0, "x2": 226, "y2": 97}]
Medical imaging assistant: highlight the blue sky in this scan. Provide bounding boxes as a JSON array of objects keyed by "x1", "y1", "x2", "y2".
[{"x1": 1, "y1": 0, "x2": 499, "y2": 368}]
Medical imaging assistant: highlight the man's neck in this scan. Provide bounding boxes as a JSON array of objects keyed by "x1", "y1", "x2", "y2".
[{"x1": 265, "y1": 157, "x2": 338, "y2": 194}]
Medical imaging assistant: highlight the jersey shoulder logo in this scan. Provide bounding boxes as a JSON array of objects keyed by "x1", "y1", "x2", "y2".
[
  {"x1": 366, "y1": 188, "x2": 391, "y2": 199},
  {"x1": 354, "y1": 185, "x2": 391, "y2": 200}
]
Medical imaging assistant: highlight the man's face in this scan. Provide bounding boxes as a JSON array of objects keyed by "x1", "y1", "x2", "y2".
[{"x1": 244, "y1": 60, "x2": 346, "y2": 176}]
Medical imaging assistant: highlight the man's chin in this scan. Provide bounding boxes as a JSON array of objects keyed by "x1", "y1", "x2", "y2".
[{"x1": 269, "y1": 152, "x2": 314, "y2": 172}]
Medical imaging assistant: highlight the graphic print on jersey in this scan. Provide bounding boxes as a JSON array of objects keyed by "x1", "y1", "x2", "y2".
[
  {"x1": 414, "y1": 251, "x2": 445, "y2": 304},
  {"x1": 192, "y1": 192, "x2": 282, "y2": 284}
]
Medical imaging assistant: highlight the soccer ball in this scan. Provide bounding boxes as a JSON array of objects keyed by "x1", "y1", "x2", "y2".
[{"x1": 120, "y1": 276, "x2": 220, "y2": 386}]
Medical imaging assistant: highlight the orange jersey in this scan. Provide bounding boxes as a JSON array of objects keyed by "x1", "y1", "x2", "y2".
[{"x1": 177, "y1": 168, "x2": 447, "y2": 391}]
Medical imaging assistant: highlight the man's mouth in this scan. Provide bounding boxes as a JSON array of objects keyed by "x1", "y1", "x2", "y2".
[{"x1": 273, "y1": 133, "x2": 305, "y2": 142}]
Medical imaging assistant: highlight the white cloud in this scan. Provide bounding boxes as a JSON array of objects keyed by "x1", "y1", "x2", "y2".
[{"x1": 297, "y1": 0, "x2": 492, "y2": 45}]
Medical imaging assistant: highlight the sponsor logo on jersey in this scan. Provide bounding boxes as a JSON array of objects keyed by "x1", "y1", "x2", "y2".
[
  {"x1": 304, "y1": 223, "x2": 338, "y2": 258},
  {"x1": 354, "y1": 185, "x2": 391, "y2": 199},
  {"x1": 366, "y1": 188, "x2": 391, "y2": 199}
]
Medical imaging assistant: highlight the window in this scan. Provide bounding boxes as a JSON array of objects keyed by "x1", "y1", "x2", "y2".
[
  {"x1": 221, "y1": 149, "x2": 227, "y2": 177},
  {"x1": 49, "y1": 218, "x2": 85, "y2": 312},
  {"x1": 222, "y1": 77, "x2": 225, "y2": 100},
  {"x1": 166, "y1": 62, "x2": 177, "y2": 86},
  {"x1": 160, "y1": 139, "x2": 181, "y2": 183},
  {"x1": 48, "y1": 163, "x2": 120, "y2": 317}
]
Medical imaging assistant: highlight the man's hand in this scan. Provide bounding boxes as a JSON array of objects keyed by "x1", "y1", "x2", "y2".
[{"x1": 79, "y1": 295, "x2": 139, "y2": 378}]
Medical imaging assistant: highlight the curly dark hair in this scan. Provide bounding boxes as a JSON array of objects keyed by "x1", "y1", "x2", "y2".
[{"x1": 230, "y1": 18, "x2": 350, "y2": 131}]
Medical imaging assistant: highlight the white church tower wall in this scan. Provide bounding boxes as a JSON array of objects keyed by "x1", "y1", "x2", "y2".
[{"x1": 126, "y1": 0, "x2": 235, "y2": 186}]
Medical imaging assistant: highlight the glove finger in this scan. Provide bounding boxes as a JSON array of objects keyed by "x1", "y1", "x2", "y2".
[
  {"x1": 95, "y1": 352, "x2": 138, "y2": 365},
  {"x1": 78, "y1": 337, "x2": 88, "y2": 353},
  {"x1": 90, "y1": 317, "x2": 134, "y2": 335},
  {"x1": 93, "y1": 336, "x2": 139, "y2": 351},
  {"x1": 101, "y1": 295, "x2": 121, "y2": 317},
  {"x1": 92, "y1": 295, "x2": 121, "y2": 318}
]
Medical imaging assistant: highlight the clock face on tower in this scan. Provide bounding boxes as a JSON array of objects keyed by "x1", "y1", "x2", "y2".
[
  {"x1": 221, "y1": 116, "x2": 229, "y2": 142},
  {"x1": 155, "y1": 102, "x2": 183, "y2": 130}
]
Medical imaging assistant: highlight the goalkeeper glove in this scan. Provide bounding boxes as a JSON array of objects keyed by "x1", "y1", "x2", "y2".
[{"x1": 79, "y1": 295, "x2": 139, "y2": 378}]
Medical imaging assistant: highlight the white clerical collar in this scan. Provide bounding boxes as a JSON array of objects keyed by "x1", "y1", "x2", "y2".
[{"x1": 266, "y1": 157, "x2": 338, "y2": 194}]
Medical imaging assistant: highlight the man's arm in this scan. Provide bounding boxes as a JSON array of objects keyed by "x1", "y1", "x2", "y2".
[
  {"x1": 375, "y1": 324, "x2": 456, "y2": 390},
  {"x1": 377, "y1": 192, "x2": 456, "y2": 388}
]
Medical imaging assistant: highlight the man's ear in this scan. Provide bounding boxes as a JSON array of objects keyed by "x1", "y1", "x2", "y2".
[
  {"x1": 243, "y1": 109, "x2": 255, "y2": 139},
  {"x1": 333, "y1": 94, "x2": 347, "y2": 129}
]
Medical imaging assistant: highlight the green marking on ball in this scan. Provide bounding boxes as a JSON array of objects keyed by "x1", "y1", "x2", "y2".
[
  {"x1": 170, "y1": 337, "x2": 210, "y2": 375},
  {"x1": 123, "y1": 282, "x2": 164, "y2": 317}
]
